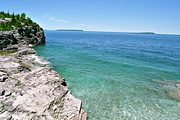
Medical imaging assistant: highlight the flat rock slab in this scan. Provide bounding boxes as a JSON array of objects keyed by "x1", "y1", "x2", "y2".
[
  {"x1": 0, "y1": 56, "x2": 10, "y2": 62},
  {"x1": 0, "y1": 62, "x2": 20, "y2": 68},
  {"x1": 61, "y1": 93, "x2": 82, "y2": 120},
  {"x1": 13, "y1": 85, "x2": 56, "y2": 115},
  {"x1": 0, "y1": 47, "x2": 87, "y2": 120}
]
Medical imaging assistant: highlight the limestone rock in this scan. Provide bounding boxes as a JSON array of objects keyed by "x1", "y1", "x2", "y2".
[
  {"x1": 13, "y1": 48, "x2": 36, "y2": 57},
  {"x1": 0, "y1": 21, "x2": 86, "y2": 119},
  {"x1": 0, "y1": 28, "x2": 45, "y2": 50},
  {"x1": 155, "y1": 80, "x2": 180, "y2": 101},
  {"x1": 0, "y1": 72, "x2": 8, "y2": 82},
  {"x1": 61, "y1": 93, "x2": 87, "y2": 120},
  {"x1": 0, "y1": 47, "x2": 87, "y2": 120},
  {"x1": 0, "y1": 75, "x2": 8, "y2": 82},
  {"x1": 0, "y1": 18, "x2": 11, "y2": 24},
  {"x1": 165, "y1": 81, "x2": 180, "y2": 100},
  {"x1": 0, "y1": 31, "x2": 18, "y2": 50}
]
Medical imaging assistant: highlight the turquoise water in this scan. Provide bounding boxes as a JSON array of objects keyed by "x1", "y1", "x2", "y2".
[{"x1": 35, "y1": 31, "x2": 180, "y2": 120}]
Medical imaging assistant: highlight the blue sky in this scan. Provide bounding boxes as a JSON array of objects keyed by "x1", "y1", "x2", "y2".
[{"x1": 0, "y1": 0, "x2": 180, "y2": 34}]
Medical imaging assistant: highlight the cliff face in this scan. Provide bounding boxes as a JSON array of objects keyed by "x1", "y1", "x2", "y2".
[
  {"x1": 0, "y1": 27, "x2": 45, "y2": 50},
  {"x1": 0, "y1": 12, "x2": 45, "y2": 50},
  {"x1": 0, "y1": 14, "x2": 86, "y2": 120}
]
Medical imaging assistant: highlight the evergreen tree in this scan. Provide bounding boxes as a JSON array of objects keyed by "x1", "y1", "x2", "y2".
[
  {"x1": 7, "y1": 11, "x2": 10, "y2": 17},
  {"x1": 0, "y1": 11, "x2": 41, "y2": 31},
  {"x1": 16, "y1": 14, "x2": 20, "y2": 20},
  {"x1": 11, "y1": 12, "x2": 15, "y2": 23},
  {"x1": 21, "y1": 13, "x2": 26, "y2": 19},
  {"x1": 0, "y1": 11, "x2": 5, "y2": 18}
]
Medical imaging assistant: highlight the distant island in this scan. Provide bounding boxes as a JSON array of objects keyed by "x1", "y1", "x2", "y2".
[
  {"x1": 57, "y1": 29, "x2": 84, "y2": 32},
  {"x1": 136, "y1": 32, "x2": 156, "y2": 34}
]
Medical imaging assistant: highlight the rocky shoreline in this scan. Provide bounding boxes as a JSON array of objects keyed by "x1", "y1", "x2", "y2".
[{"x1": 0, "y1": 30, "x2": 87, "y2": 119}]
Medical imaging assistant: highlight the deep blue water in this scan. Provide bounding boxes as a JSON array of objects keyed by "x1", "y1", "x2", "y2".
[{"x1": 35, "y1": 31, "x2": 180, "y2": 120}]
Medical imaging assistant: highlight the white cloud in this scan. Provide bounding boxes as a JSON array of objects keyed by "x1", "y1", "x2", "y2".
[
  {"x1": 78, "y1": 23, "x2": 93, "y2": 28},
  {"x1": 48, "y1": 17, "x2": 69, "y2": 23},
  {"x1": 41, "y1": 14, "x2": 95, "y2": 30}
]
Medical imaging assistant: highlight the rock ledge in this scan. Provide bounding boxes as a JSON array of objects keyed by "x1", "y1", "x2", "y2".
[{"x1": 0, "y1": 29, "x2": 86, "y2": 119}]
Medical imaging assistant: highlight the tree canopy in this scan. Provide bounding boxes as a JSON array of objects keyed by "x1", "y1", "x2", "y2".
[{"x1": 0, "y1": 11, "x2": 37, "y2": 31}]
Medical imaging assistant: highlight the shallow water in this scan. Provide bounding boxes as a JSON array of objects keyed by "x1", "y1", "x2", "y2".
[{"x1": 35, "y1": 31, "x2": 180, "y2": 120}]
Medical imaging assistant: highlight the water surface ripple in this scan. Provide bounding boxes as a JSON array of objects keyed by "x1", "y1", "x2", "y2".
[{"x1": 35, "y1": 31, "x2": 180, "y2": 120}]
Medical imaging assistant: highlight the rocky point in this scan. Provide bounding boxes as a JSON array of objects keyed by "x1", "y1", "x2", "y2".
[{"x1": 0, "y1": 14, "x2": 86, "y2": 120}]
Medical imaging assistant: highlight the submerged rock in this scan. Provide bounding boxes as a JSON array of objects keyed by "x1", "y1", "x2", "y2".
[
  {"x1": 155, "y1": 80, "x2": 180, "y2": 101},
  {"x1": 165, "y1": 82, "x2": 180, "y2": 101}
]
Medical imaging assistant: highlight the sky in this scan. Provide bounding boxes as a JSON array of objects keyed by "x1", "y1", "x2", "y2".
[{"x1": 0, "y1": 0, "x2": 180, "y2": 34}]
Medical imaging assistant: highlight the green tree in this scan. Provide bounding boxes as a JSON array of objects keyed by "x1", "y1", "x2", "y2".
[
  {"x1": 27, "y1": 17, "x2": 33, "y2": 25},
  {"x1": 0, "y1": 11, "x2": 42, "y2": 31},
  {"x1": 11, "y1": 12, "x2": 16, "y2": 23},
  {"x1": 0, "y1": 11, "x2": 5, "y2": 18},
  {"x1": 21, "y1": 13, "x2": 26, "y2": 19},
  {"x1": 15, "y1": 14, "x2": 20, "y2": 20},
  {"x1": 7, "y1": 11, "x2": 10, "y2": 17}
]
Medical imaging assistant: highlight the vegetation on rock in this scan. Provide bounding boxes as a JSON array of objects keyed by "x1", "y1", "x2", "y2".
[
  {"x1": 0, "y1": 11, "x2": 38, "y2": 31},
  {"x1": 0, "y1": 12, "x2": 86, "y2": 120},
  {"x1": 0, "y1": 50, "x2": 17, "y2": 55},
  {"x1": 0, "y1": 11, "x2": 45, "y2": 50}
]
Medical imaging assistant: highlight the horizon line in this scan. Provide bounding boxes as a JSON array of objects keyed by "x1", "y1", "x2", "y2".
[{"x1": 44, "y1": 29, "x2": 180, "y2": 36}]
